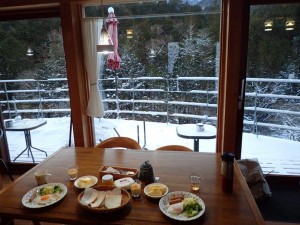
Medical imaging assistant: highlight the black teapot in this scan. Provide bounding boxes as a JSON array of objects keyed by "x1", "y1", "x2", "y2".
[{"x1": 138, "y1": 160, "x2": 155, "y2": 184}]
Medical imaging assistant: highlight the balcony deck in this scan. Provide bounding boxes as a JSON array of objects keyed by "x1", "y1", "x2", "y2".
[{"x1": 6, "y1": 117, "x2": 300, "y2": 176}]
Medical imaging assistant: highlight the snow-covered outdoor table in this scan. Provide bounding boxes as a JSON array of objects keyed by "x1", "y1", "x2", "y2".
[
  {"x1": 5, "y1": 119, "x2": 47, "y2": 163},
  {"x1": 176, "y1": 124, "x2": 216, "y2": 152}
]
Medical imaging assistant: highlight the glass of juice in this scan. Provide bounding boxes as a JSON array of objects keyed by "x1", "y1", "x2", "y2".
[
  {"x1": 68, "y1": 165, "x2": 78, "y2": 180},
  {"x1": 190, "y1": 175, "x2": 200, "y2": 191},
  {"x1": 130, "y1": 180, "x2": 142, "y2": 198}
]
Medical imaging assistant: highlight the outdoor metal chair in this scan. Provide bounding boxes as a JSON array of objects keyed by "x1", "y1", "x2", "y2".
[
  {"x1": 156, "y1": 145, "x2": 193, "y2": 152},
  {"x1": 95, "y1": 137, "x2": 142, "y2": 150},
  {"x1": 0, "y1": 129, "x2": 14, "y2": 182}
]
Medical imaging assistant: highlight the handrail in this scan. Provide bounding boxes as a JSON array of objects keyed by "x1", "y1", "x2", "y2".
[{"x1": 1, "y1": 77, "x2": 300, "y2": 138}]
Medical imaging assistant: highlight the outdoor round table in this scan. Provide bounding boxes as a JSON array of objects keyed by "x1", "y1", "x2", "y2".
[
  {"x1": 5, "y1": 119, "x2": 47, "y2": 163},
  {"x1": 176, "y1": 124, "x2": 216, "y2": 152}
]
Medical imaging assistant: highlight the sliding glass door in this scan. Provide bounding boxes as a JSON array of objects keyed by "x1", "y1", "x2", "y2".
[{"x1": 241, "y1": 3, "x2": 300, "y2": 176}]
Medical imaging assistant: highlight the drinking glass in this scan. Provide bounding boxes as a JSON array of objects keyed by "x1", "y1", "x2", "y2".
[
  {"x1": 130, "y1": 180, "x2": 142, "y2": 198},
  {"x1": 190, "y1": 175, "x2": 200, "y2": 191},
  {"x1": 68, "y1": 165, "x2": 78, "y2": 180}
]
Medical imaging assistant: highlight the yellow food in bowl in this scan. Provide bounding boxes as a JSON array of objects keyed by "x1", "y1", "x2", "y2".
[
  {"x1": 148, "y1": 188, "x2": 162, "y2": 197},
  {"x1": 78, "y1": 177, "x2": 94, "y2": 188},
  {"x1": 145, "y1": 183, "x2": 168, "y2": 198}
]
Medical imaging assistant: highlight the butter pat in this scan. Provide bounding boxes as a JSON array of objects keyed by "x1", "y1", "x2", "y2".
[{"x1": 114, "y1": 177, "x2": 135, "y2": 190}]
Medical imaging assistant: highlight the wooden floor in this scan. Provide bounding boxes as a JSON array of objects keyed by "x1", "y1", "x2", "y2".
[{"x1": 1, "y1": 173, "x2": 300, "y2": 225}]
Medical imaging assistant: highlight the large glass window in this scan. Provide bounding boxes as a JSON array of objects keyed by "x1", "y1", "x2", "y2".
[
  {"x1": 242, "y1": 4, "x2": 300, "y2": 175},
  {"x1": 0, "y1": 18, "x2": 71, "y2": 163},
  {"x1": 85, "y1": 1, "x2": 221, "y2": 150}
]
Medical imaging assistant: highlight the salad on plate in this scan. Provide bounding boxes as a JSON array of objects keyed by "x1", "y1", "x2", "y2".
[
  {"x1": 22, "y1": 183, "x2": 67, "y2": 208},
  {"x1": 159, "y1": 191, "x2": 205, "y2": 221}
]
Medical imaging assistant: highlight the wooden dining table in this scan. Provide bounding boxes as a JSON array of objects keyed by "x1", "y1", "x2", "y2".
[{"x1": 0, "y1": 147, "x2": 264, "y2": 225}]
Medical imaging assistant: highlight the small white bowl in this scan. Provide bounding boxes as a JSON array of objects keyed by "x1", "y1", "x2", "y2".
[{"x1": 144, "y1": 183, "x2": 169, "y2": 199}]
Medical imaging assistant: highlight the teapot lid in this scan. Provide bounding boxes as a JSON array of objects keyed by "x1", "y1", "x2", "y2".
[{"x1": 141, "y1": 160, "x2": 152, "y2": 168}]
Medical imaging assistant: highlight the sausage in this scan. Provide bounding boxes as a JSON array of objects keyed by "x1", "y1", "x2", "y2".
[
  {"x1": 170, "y1": 196, "x2": 184, "y2": 201},
  {"x1": 169, "y1": 198, "x2": 183, "y2": 205},
  {"x1": 169, "y1": 196, "x2": 184, "y2": 205}
]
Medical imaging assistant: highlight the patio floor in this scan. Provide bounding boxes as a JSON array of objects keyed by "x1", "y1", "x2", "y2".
[{"x1": 6, "y1": 118, "x2": 300, "y2": 176}]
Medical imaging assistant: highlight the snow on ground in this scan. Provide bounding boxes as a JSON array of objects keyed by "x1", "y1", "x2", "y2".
[{"x1": 5, "y1": 117, "x2": 300, "y2": 175}]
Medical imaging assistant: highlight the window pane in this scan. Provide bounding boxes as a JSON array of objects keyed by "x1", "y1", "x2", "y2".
[
  {"x1": 242, "y1": 4, "x2": 300, "y2": 175},
  {"x1": 85, "y1": 1, "x2": 221, "y2": 150},
  {"x1": 0, "y1": 18, "x2": 70, "y2": 163}
]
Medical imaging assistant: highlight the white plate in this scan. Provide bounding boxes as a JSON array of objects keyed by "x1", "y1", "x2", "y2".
[
  {"x1": 159, "y1": 191, "x2": 205, "y2": 221},
  {"x1": 74, "y1": 175, "x2": 98, "y2": 189},
  {"x1": 22, "y1": 183, "x2": 67, "y2": 208}
]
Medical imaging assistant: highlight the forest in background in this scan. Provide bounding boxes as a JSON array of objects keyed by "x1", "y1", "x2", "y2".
[{"x1": 0, "y1": 1, "x2": 299, "y2": 140}]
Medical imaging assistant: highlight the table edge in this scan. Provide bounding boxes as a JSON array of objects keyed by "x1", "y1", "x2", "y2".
[{"x1": 5, "y1": 119, "x2": 47, "y2": 131}]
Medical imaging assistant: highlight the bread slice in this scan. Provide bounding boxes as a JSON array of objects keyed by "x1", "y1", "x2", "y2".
[
  {"x1": 90, "y1": 191, "x2": 105, "y2": 208},
  {"x1": 80, "y1": 188, "x2": 98, "y2": 205},
  {"x1": 104, "y1": 194, "x2": 122, "y2": 209}
]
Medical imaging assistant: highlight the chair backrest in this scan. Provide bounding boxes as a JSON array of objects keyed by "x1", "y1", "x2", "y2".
[
  {"x1": 0, "y1": 129, "x2": 14, "y2": 183},
  {"x1": 156, "y1": 145, "x2": 193, "y2": 152},
  {"x1": 95, "y1": 137, "x2": 142, "y2": 150}
]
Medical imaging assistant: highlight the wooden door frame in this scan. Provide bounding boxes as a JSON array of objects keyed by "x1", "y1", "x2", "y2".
[{"x1": 216, "y1": 0, "x2": 250, "y2": 159}]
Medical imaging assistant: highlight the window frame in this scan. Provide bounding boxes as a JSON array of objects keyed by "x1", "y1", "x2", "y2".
[{"x1": 1, "y1": 0, "x2": 298, "y2": 179}]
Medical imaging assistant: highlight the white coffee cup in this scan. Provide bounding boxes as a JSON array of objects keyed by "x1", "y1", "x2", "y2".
[
  {"x1": 35, "y1": 169, "x2": 51, "y2": 186},
  {"x1": 196, "y1": 123, "x2": 204, "y2": 131}
]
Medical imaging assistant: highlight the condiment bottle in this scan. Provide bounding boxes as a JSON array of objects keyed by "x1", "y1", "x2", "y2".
[
  {"x1": 221, "y1": 152, "x2": 235, "y2": 193},
  {"x1": 102, "y1": 174, "x2": 114, "y2": 186}
]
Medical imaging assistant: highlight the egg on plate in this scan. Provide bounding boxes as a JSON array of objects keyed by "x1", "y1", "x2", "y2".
[{"x1": 33, "y1": 193, "x2": 60, "y2": 205}]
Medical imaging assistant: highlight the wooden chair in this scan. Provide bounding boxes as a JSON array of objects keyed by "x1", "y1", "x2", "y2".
[
  {"x1": 156, "y1": 145, "x2": 193, "y2": 152},
  {"x1": 95, "y1": 137, "x2": 142, "y2": 150}
]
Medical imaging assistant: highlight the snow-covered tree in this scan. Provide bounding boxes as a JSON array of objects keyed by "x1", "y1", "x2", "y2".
[{"x1": 174, "y1": 24, "x2": 215, "y2": 78}]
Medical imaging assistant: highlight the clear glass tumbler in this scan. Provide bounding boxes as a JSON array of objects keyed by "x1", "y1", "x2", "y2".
[
  {"x1": 130, "y1": 180, "x2": 142, "y2": 198},
  {"x1": 190, "y1": 175, "x2": 200, "y2": 191},
  {"x1": 68, "y1": 165, "x2": 78, "y2": 180}
]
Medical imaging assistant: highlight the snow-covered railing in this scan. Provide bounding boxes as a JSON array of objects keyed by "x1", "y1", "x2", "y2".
[
  {"x1": 244, "y1": 120, "x2": 300, "y2": 131},
  {"x1": 245, "y1": 107, "x2": 300, "y2": 116},
  {"x1": 246, "y1": 77, "x2": 300, "y2": 83},
  {"x1": 1, "y1": 77, "x2": 299, "y2": 139},
  {"x1": 0, "y1": 79, "x2": 70, "y2": 119},
  {"x1": 2, "y1": 98, "x2": 70, "y2": 103}
]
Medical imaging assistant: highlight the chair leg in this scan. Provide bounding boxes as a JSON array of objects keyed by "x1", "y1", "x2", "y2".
[{"x1": 0, "y1": 159, "x2": 14, "y2": 182}]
